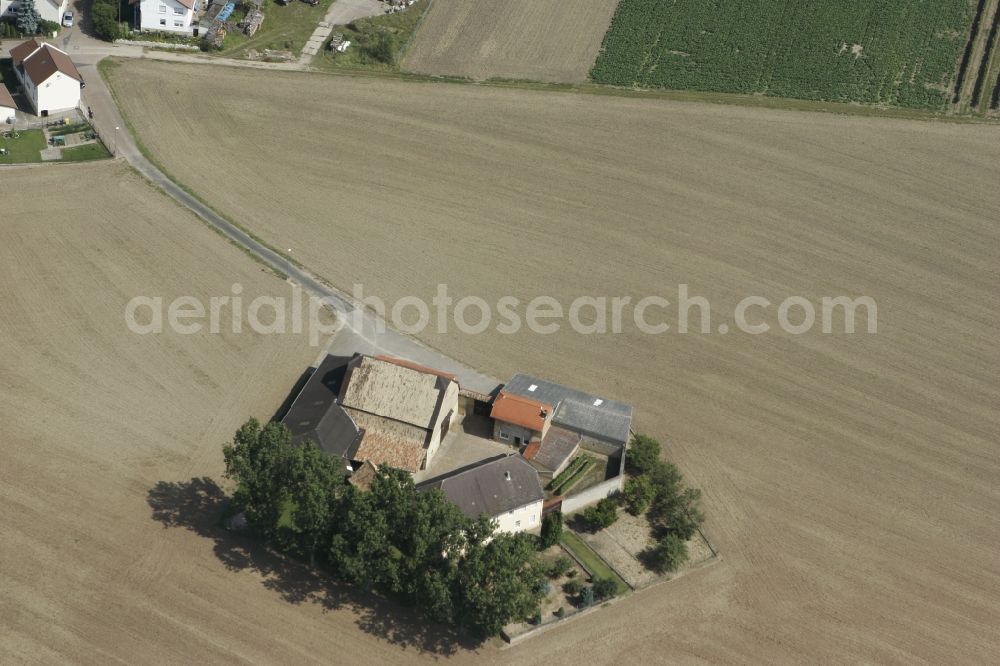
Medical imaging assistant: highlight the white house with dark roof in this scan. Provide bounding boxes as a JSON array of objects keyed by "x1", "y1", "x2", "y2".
[
  {"x1": 418, "y1": 455, "x2": 544, "y2": 534},
  {"x1": 9, "y1": 39, "x2": 82, "y2": 116},
  {"x1": 131, "y1": 0, "x2": 199, "y2": 35}
]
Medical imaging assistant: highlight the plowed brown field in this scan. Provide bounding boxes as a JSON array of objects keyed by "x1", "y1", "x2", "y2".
[
  {"x1": 402, "y1": 0, "x2": 618, "y2": 82},
  {"x1": 13, "y1": 61, "x2": 1000, "y2": 664}
]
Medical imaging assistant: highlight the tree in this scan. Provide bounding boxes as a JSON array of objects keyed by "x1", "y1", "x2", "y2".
[
  {"x1": 622, "y1": 475, "x2": 655, "y2": 515},
  {"x1": 579, "y1": 585, "x2": 595, "y2": 608},
  {"x1": 222, "y1": 418, "x2": 296, "y2": 538},
  {"x1": 582, "y1": 497, "x2": 618, "y2": 531},
  {"x1": 563, "y1": 579, "x2": 582, "y2": 596},
  {"x1": 16, "y1": 0, "x2": 40, "y2": 36},
  {"x1": 539, "y1": 510, "x2": 562, "y2": 549},
  {"x1": 592, "y1": 577, "x2": 618, "y2": 601},
  {"x1": 91, "y1": 1, "x2": 127, "y2": 41},
  {"x1": 645, "y1": 532, "x2": 689, "y2": 573},
  {"x1": 453, "y1": 532, "x2": 545, "y2": 637},
  {"x1": 286, "y1": 441, "x2": 345, "y2": 566},
  {"x1": 546, "y1": 556, "x2": 572, "y2": 579},
  {"x1": 650, "y1": 486, "x2": 704, "y2": 540},
  {"x1": 647, "y1": 458, "x2": 682, "y2": 500},
  {"x1": 626, "y1": 434, "x2": 661, "y2": 475}
]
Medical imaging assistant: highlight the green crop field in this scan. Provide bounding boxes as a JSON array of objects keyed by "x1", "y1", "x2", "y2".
[{"x1": 590, "y1": 0, "x2": 973, "y2": 109}]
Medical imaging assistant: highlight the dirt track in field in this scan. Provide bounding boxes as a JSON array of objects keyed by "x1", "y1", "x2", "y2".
[
  {"x1": 15, "y1": 60, "x2": 1000, "y2": 663},
  {"x1": 401, "y1": 0, "x2": 618, "y2": 82}
]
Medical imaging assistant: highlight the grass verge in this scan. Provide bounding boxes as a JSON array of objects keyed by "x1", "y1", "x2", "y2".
[
  {"x1": 217, "y1": 0, "x2": 334, "y2": 58},
  {"x1": 60, "y1": 142, "x2": 112, "y2": 161},
  {"x1": 560, "y1": 531, "x2": 628, "y2": 596},
  {"x1": 312, "y1": 1, "x2": 430, "y2": 72}
]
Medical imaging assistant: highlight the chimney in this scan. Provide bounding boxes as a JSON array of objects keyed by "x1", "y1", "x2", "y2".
[{"x1": 504, "y1": 471, "x2": 512, "y2": 481}]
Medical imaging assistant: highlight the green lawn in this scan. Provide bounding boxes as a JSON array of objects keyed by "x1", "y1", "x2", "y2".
[
  {"x1": 60, "y1": 142, "x2": 112, "y2": 162},
  {"x1": 217, "y1": 0, "x2": 334, "y2": 58},
  {"x1": 312, "y1": 1, "x2": 430, "y2": 71},
  {"x1": 0, "y1": 129, "x2": 46, "y2": 164},
  {"x1": 560, "y1": 531, "x2": 628, "y2": 596}
]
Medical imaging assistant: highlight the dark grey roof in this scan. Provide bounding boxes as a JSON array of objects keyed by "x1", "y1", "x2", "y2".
[
  {"x1": 533, "y1": 426, "x2": 581, "y2": 473},
  {"x1": 282, "y1": 355, "x2": 361, "y2": 458},
  {"x1": 418, "y1": 455, "x2": 544, "y2": 520},
  {"x1": 503, "y1": 374, "x2": 633, "y2": 445}
]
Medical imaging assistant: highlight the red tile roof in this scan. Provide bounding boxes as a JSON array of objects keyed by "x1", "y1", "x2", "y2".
[
  {"x1": 490, "y1": 391, "x2": 552, "y2": 432},
  {"x1": 374, "y1": 355, "x2": 457, "y2": 382}
]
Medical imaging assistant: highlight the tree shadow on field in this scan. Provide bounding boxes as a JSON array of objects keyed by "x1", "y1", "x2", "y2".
[{"x1": 147, "y1": 478, "x2": 481, "y2": 656}]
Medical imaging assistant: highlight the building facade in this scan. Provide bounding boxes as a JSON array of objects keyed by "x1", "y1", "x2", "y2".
[
  {"x1": 133, "y1": 0, "x2": 197, "y2": 35},
  {"x1": 10, "y1": 39, "x2": 82, "y2": 116}
]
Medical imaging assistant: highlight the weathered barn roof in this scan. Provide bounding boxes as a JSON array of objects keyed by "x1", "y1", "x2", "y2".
[
  {"x1": 490, "y1": 390, "x2": 552, "y2": 432},
  {"x1": 532, "y1": 426, "x2": 582, "y2": 474},
  {"x1": 502, "y1": 374, "x2": 632, "y2": 445},
  {"x1": 345, "y1": 407, "x2": 428, "y2": 473},
  {"x1": 418, "y1": 455, "x2": 544, "y2": 520},
  {"x1": 340, "y1": 355, "x2": 453, "y2": 430}
]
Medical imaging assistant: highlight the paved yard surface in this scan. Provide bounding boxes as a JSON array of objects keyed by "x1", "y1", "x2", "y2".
[{"x1": 413, "y1": 415, "x2": 512, "y2": 483}]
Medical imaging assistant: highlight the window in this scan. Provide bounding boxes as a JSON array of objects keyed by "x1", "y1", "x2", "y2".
[
  {"x1": 174, "y1": 20, "x2": 183, "y2": 26},
  {"x1": 159, "y1": 4, "x2": 166, "y2": 12},
  {"x1": 174, "y1": 6, "x2": 184, "y2": 14},
  {"x1": 159, "y1": 17, "x2": 166, "y2": 24},
  {"x1": 530, "y1": 514, "x2": 537, "y2": 524},
  {"x1": 515, "y1": 520, "x2": 521, "y2": 528},
  {"x1": 498, "y1": 430, "x2": 509, "y2": 441}
]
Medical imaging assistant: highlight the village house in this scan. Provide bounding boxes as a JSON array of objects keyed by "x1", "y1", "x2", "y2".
[
  {"x1": 9, "y1": 39, "x2": 82, "y2": 117},
  {"x1": 492, "y1": 374, "x2": 633, "y2": 478},
  {"x1": 281, "y1": 353, "x2": 460, "y2": 474},
  {"x1": 0, "y1": 0, "x2": 69, "y2": 25},
  {"x1": 417, "y1": 455, "x2": 544, "y2": 534},
  {"x1": 129, "y1": 0, "x2": 199, "y2": 35}
]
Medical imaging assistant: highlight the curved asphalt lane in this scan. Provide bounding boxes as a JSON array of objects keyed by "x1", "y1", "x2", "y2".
[{"x1": 78, "y1": 54, "x2": 501, "y2": 395}]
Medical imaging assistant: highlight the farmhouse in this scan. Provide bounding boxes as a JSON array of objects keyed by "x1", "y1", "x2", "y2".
[
  {"x1": 281, "y1": 353, "x2": 460, "y2": 474},
  {"x1": 0, "y1": 0, "x2": 68, "y2": 25},
  {"x1": 9, "y1": 39, "x2": 82, "y2": 117},
  {"x1": 129, "y1": 0, "x2": 199, "y2": 35},
  {"x1": 0, "y1": 84, "x2": 16, "y2": 123},
  {"x1": 417, "y1": 454, "x2": 544, "y2": 534},
  {"x1": 492, "y1": 374, "x2": 632, "y2": 477}
]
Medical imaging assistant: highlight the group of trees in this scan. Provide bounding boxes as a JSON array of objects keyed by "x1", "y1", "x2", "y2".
[
  {"x1": 223, "y1": 418, "x2": 546, "y2": 638},
  {"x1": 5, "y1": 0, "x2": 57, "y2": 37},
  {"x1": 626, "y1": 434, "x2": 704, "y2": 573},
  {"x1": 91, "y1": 0, "x2": 130, "y2": 41}
]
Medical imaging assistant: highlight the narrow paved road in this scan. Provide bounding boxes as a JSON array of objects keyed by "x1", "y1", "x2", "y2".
[{"x1": 75, "y1": 52, "x2": 501, "y2": 395}]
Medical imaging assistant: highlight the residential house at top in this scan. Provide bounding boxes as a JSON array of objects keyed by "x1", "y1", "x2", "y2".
[
  {"x1": 9, "y1": 39, "x2": 82, "y2": 116},
  {"x1": 129, "y1": 0, "x2": 199, "y2": 35},
  {"x1": 0, "y1": 0, "x2": 69, "y2": 25}
]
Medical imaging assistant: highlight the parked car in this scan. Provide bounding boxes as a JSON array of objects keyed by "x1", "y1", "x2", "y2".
[{"x1": 62, "y1": 12, "x2": 74, "y2": 27}]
